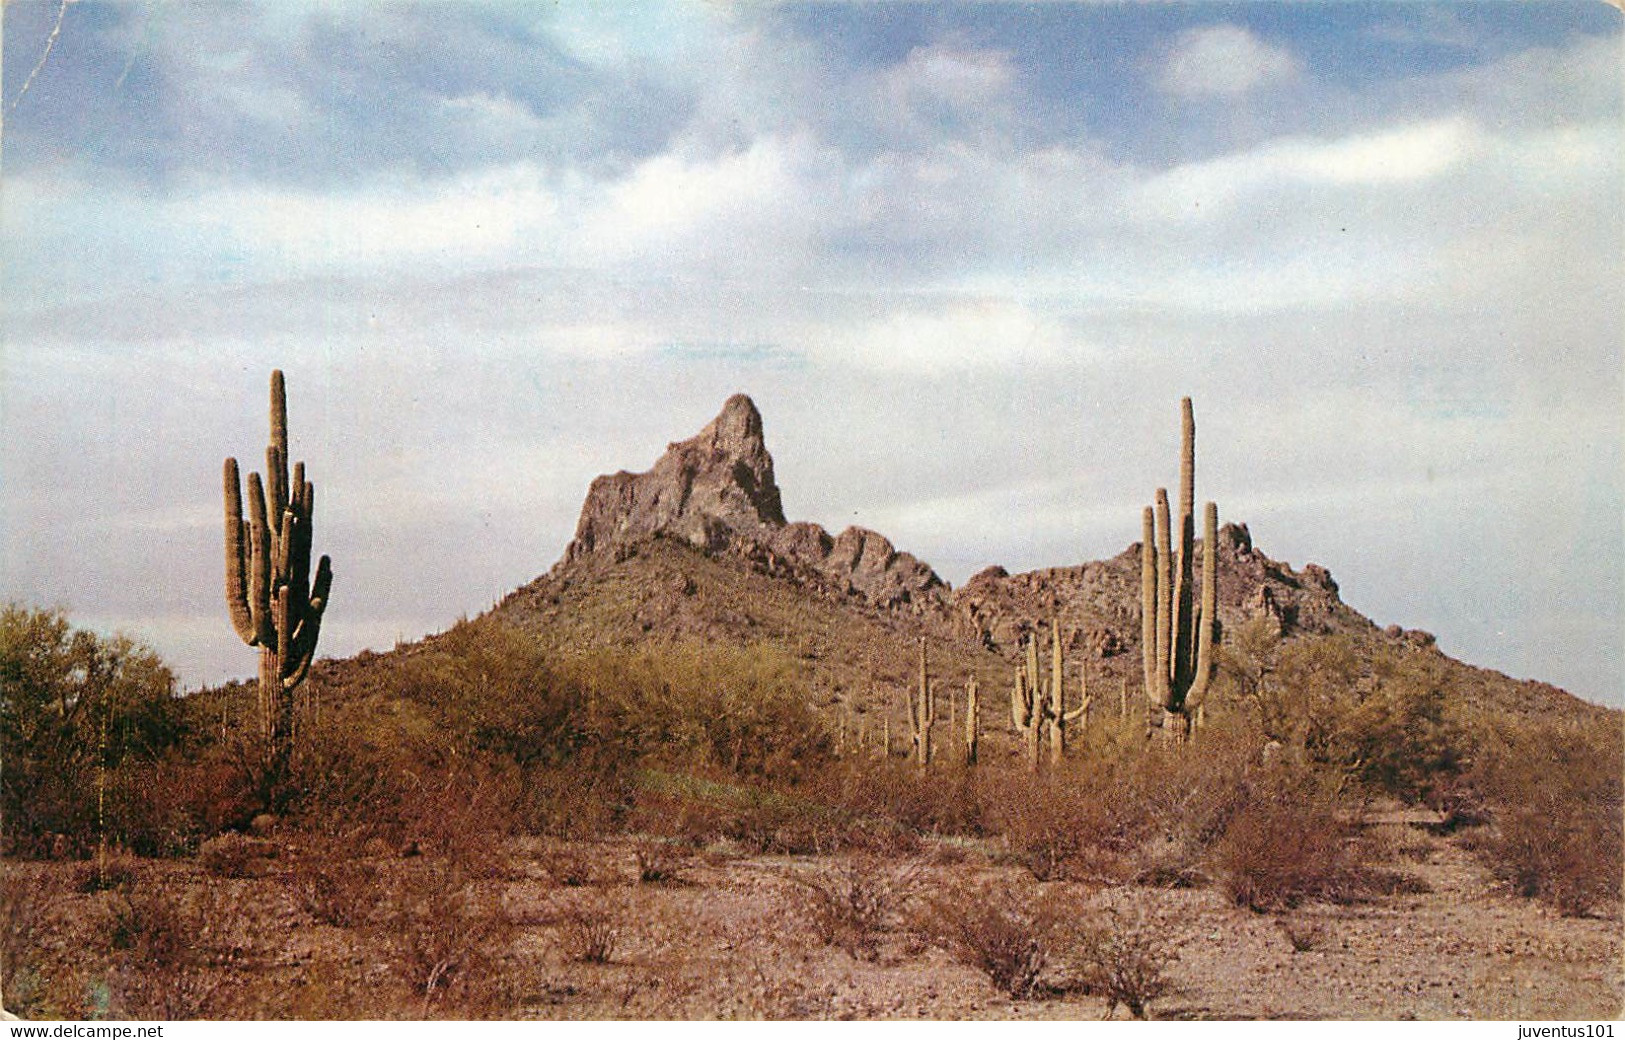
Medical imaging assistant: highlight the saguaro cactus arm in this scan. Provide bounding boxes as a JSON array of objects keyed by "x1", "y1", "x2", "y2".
[{"x1": 224, "y1": 459, "x2": 257, "y2": 646}]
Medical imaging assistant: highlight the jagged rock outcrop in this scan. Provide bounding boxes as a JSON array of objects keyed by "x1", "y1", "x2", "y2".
[
  {"x1": 561, "y1": 394, "x2": 945, "y2": 612},
  {"x1": 565, "y1": 394, "x2": 785, "y2": 561}
]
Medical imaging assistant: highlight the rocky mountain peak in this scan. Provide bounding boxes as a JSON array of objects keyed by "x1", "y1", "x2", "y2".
[
  {"x1": 559, "y1": 395, "x2": 945, "y2": 611},
  {"x1": 564, "y1": 395, "x2": 785, "y2": 563}
]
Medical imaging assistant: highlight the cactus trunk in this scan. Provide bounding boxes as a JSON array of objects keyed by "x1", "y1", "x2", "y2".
[{"x1": 908, "y1": 638, "x2": 934, "y2": 767}]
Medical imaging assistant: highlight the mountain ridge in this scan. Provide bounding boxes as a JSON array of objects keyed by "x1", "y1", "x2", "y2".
[{"x1": 459, "y1": 394, "x2": 1605, "y2": 728}]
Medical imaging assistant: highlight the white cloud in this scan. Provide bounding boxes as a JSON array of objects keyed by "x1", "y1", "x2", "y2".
[
  {"x1": 885, "y1": 42, "x2": 1015, "y2": 108},
  {"x1": 1158, "y1": 25, "x2": 1302, "y2": 97},
  {"x1": 193, "y1": 163, "x2": 562, "y2": 271},
  {"x1": 578, "y1": 134, "x2": 818, "y2": 266},
  {"x1": 814, "y1": 300, "x2": 1073, "y2": 373},
  {"x1": 1138, "y1": 117, "x2": 1482, "y2": 220}
]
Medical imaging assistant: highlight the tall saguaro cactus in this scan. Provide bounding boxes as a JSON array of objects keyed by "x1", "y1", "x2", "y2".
[
  {"x1": 224, "y1": 370, "x2": 333, "y2": 790},
  {"x1": 907, "y1": 638, "x2": 934, "y2": 767},
  {"x1": 1141, "y1": 397, "x2": 1217, "y2": 741}
]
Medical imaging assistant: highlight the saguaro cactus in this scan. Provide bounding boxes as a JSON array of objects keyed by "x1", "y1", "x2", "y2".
[
  {"x1": 907, "y1": 638, "x2": 934, "y2": 767},
  {"x1": 1046, "y1": 621, "x2": 1087, "y2": 765},
  {"x1": 964, "y1": 676, "x2": 980, "y2": 765},
  {"x1": 224, "y1": 370, "x2": 333, "y2": 788},
  {"x1": 1009, "y1": 621, "x2": 1086, "y2": 769},
  {"x1": 1141, "y1": 397, "x2": 1217, "y2": 741},
  {"x1": 1010, "y1": 637, "x2": 1044, "y2": 770}
]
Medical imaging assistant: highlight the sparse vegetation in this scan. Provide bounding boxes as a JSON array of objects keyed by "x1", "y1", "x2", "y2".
[
  {"x1": 919, "y1": 880, "x2": 1064, "y2": 999},
  {"x1": 1072, "y1": 909, "x2": 1179, "y2": 1020},
  {"x1": 788, "y1": 855, "x2": 920, "y2": 961}
]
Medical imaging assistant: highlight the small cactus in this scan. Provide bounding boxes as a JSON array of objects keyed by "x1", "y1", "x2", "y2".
[
  {"x1": 964, "y1": 676, "x2": 980, "y2": 765},
  {"x1": 1009, "y1": 620, "x2": 1086, "y2": 769}
]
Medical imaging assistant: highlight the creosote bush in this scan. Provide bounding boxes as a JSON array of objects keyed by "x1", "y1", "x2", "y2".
[
  {"x1": 1072, "y1": 909, "x2": 1178, "y2": 1020},
  {"x1": 918, "y1": 880, "x2": 1064, "y2": 999},
  {"x1": 1214, "y1": 766, "x2": 1366, "y2": 912},
  {"x1": 788, "y1": 855, "x2": 921, "y2": 961}
]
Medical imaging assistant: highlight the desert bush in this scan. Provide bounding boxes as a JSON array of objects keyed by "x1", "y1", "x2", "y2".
[
  {"x1": 1071, "y1": 908, "x2": 1178, "y2": 1020},
  {"x1": 1276, "y1": 916, "x2": 1332, "y2": 953},
  {"x1": 73, "y1": 855, "x2": 142, "y2": 893},
  {"x1": 1213, "y1": 767, "x2": 1365, "y2": 912},
  {"x1": 198, "y1": 833, "x2": 258, "y2": 878},
  {"x1": 1, "y1": 870, "x2": 62, "y2": 1018},
  {"x1": 102, "y1": 884, "x2": 195, "y2": 966},
  {"x1": 1328, "y1": 656, "x2": 1469, "y2": 801},
  {"x1": 543, "y1": 845, "x2": 605, "y2": 887},
  {"x1": 985, "y1": 766, "x2": 1129, "y2": 882},
  {"x1": 290, "y1": 855, "x2": 377, "y2": 928},
  {"x1": 102, "y1": 884, "x2": 252, "y2": 1020},
  {"x1": 558, "y1": 892, "x2": 622, "y2": 964},
  {"x1": 918, "y1": 881, "x2": 1064, "y2": 999},
  {"x1": 1465, "y1": 716, "x2": 1622, "y2": 917},
  {"x1": 788, "y1": 856, "x2": 920, "y2": 961},
  {"x1": 1, "y1": 606, "x2": 187, "y2": 857},
  {"x1": 558, "y1": 643, "x2": 832, "y2": 781},
  {"x1": 632, "y1": 838, "x2": 693, "y2": 884},
  {"x1": 378, "y1": 858, "x2": 515, "y2": 1013}
]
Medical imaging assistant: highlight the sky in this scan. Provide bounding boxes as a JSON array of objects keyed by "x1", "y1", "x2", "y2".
[{"x1": 1, "y1": 1, "x2": 1620, "y2": 706}]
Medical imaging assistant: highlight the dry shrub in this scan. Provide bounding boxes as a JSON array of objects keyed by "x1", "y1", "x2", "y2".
[
  {"x1": 101, "y1": 882, "x2": 253, "y2": 1020},
  {"x1": 986, "y1": 767, "x2": 1128, "y2": 882},
  {"x1": 801, "y1": 759, "x2": 986, "y2": 844},
  {"x1": 102, "y1": 885, "x2": 192, "y2": 964},
  {"x1": 1125, "y1": 734, "x2": 1257, "y2": 886},
  {"x1": 632, "y1": 838, "x2": 693, "y2": 884},
  {"x1": 1277, "y1": 916, "x2": 1333, "y2": 954},
  {"x1": 918, "y1": 880, "x2": 1063, "y2": 999},
  {"x1": 289, "y1": 855, "x2": 377, "y2": 928},
  {"x1": 1469, "y1": 718, "x2": 1622, "y2": 918},
  {"x1": 378, "y1": 858, "x2": 515, "y2": 1014},
  {"x1": 73, "y1": 855, "x2": 142, "y2": 893},
  {"x1": 543, "y1": 845, "x2": 607, "y2": 887},
  {"x1": 1, "y1": 870, "x2": 62, "y2": 1018},
  {"x1": 198, "y1": 832, "x2": 258, "y2": 878},
  {"x1": 1071, "y1": 908, "x2": 1178, "y2": 1020},
  {"x1": 1214, "y1": 768, "x2": 1364, "y2": 912},
  {"x1": 788, "y1": 855, "x2": 920, "y2": 961},
  {"x1": 1477, "y1": 806, "x2": 1620, "y2": 917},
  {"x1": 726, "y1": 787, "x2": 839, "y2": 856},
  {"x1": 558, "y1": 892, "x2": 622, "y2": 964}
]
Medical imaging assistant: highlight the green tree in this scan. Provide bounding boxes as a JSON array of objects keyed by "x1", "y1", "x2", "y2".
[{"x1": 0, "y1": 605, "x2": 183, "y2": 855}]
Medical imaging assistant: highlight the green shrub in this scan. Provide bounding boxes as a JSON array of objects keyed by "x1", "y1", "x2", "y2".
[{"x1": 1, "y1": 606, "x2": 186, "y2": 856}]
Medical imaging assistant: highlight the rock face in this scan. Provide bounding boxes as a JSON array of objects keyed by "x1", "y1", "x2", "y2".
[
  {"x1": 563, "y1": 394, "x2": 945, "y2": 611},
  {"x1": 566, "y1": 394, "x2": 786, "y2": 561}
]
